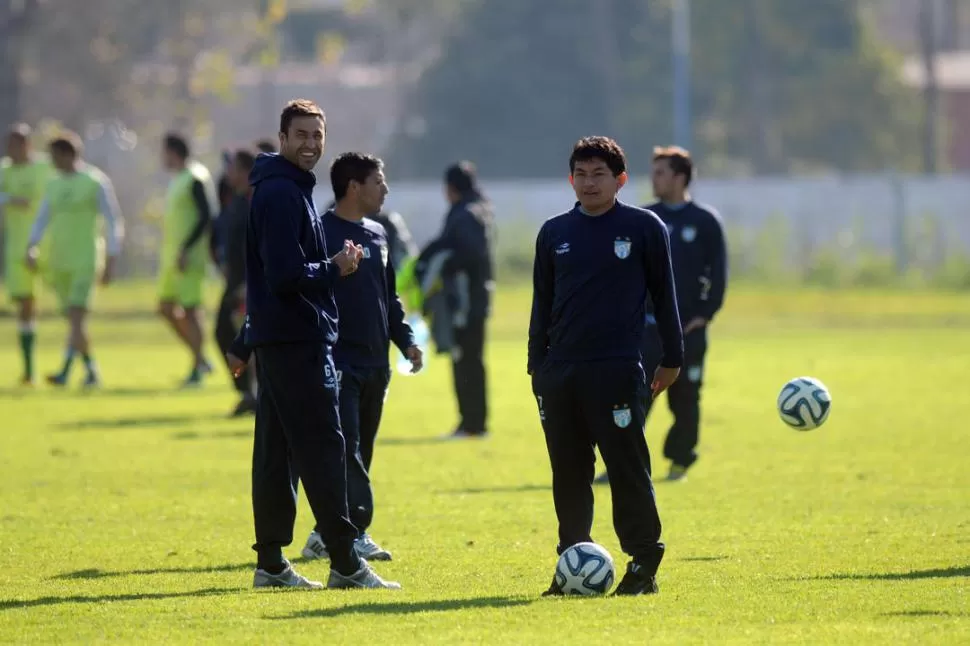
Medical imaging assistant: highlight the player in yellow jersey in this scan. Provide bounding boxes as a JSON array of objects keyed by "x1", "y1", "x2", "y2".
[
  {"x1": 26, "y1": 132, "x2": 123, "y2": 387},
  {"x1": 158, "y1": 133, "x2": 215, "y2": 387},
  {"x1": 1, "y1": 124, "x2": 52, "y2": 384}
]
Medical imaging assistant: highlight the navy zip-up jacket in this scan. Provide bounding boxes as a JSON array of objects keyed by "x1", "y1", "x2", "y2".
[
  {"x1": 528, "y1": 200, "x2": 684, "y2": 374},
  {"x1": 322, "y1": 210, "x2": 414, "y2": 367},
  {"x1": 242, "y1": 153, "x2": 340, "y2": 347},
  {"x1": 643, "y1": 201, "x2": 727, "y2": 322}
]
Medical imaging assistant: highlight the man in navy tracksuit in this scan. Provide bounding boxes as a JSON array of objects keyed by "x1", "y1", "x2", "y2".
[
  {"x1": 594, "y1": 146, "x2": 727, "y2": 484},
  {"x1": 301, "y1": 152, "x2": 422, "y2": 564},
  {"x1": 230, "y1": 99, "x2": 399, "y2": 591},
  {"x1": 529, "y1": 137, "x2": 683, "y2": 596}
]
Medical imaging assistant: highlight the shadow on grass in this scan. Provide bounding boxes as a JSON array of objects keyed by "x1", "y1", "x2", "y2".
[
  {"x1": 0, "y1": 586, "x2": 238, "y2": 611},
  {"x1": 436, "y1": 484, "x2": 549, "y2": 495},
  {"x1": 680, "y1": 556, "x2": 728, "y2": 562},
  {"x1": 271, "y1": 595, "x2": 535, "y2": 619},
  {"x1": 881, "y1": 610, "x2": 962, "y2": 618},
  {"x1": 51, "y1": 563, "x2": 253, "y2": 581},
  {"x1": 377, "y1": 436, "x2": 454, "y2": 447},
  {"x1": 171, "y1": 429, "x2": 251, "y2": 441},
  {"x1": 52, "y1": 413, "x2": 229, "y2": 431},
  {"x1": 814, "y1": 565, "x2": 970, "y2": 581}
]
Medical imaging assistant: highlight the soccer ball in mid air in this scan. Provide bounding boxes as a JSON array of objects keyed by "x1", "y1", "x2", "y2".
[
  {"x1": 777, "y1": 376, "x2": 832, "y2": 430},
  {"x1": 554, "y1": 542, "x2": 615, "y2": 595}
]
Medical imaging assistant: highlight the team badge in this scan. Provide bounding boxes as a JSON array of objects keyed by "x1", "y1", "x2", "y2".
[
  {"x1": 682, "y1": 226, "x2": 697, "y2": 242},
  {"x1": 614, "y1": 237, "x2": 632, "y2": 259},
  {"x1": 613, "y1": 405, "x2": 632, "y2": 428},
  {"x1": 380, "y1": 244, "x2": 389, "y2": 267},
  {"x1": 687, "y1": 365, "x2": 703, "y2": 383},
  {"x1": 361, "y1": 246, "x2": 371, "y2": 259}
]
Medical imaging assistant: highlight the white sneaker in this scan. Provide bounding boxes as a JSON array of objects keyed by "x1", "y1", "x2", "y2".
[
  {"x1": 253, "y1": 563, "x2": 323, "y2": 589},
  {"x1": 327, "y1": 562, "x2": 401, "y2": 590},
  {"x1": 301, "y1": 531, "x2": 329, "y2": 560},
  {"x1": 355, "y1": 533, "x2": 392, "y2": 561}
]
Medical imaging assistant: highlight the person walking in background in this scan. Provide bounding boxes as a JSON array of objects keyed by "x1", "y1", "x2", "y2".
[{"x1": 157, "y1": 133, "x2": 216, "y2": 388}]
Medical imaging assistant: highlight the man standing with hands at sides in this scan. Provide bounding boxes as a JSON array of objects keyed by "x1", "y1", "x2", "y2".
[
  {"x1": 301, "y1": 152, "x2": 422, "y2": 564},
  {"x1": 213, "y1": 149, "x2": 257, "y2": 417},
  {"x1": 528, "y1": 136, "x2": 683, "y2": 596},
  {"x1": 26, "y1": 134, "x2": 123, "y2": 388},
  {"x1": 234, "y1": 99, "x2": 399, "y2": 590},
  {"x1": 594, "y1": 146, "x2": 727, "y2": 484},
  {"x1": 1, "y1": 124, "x2": 51, "y2": 385}
]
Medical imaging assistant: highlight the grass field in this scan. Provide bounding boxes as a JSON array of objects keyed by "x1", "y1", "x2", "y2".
[{"x1": 0, "y1": 282, "x2": 968, "y2": 644}]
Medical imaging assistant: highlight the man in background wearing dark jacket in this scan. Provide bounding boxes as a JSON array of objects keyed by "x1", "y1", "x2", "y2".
[
  {"x1": 213, "y1": 148, "x2": 257, "y2": 417},
  {"x1": 416, "y1": 161, "x2": 495, "y2": 439}
]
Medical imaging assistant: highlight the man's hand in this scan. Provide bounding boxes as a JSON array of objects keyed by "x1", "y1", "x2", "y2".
[
  {"x1": 177, "y1": 250, "x2": 188, "y2": 272},
  {"x1": 404, "y1": 345, "x2": 424, "y2": 373},
  {"x1": 227, "y1": 352, "x2": 247, "y2": 378},
  {"x1": 24, "y1": 246, "x2": 39, "y2": 272},
  {"x1": 651, "y1": 365, "x2": 680, "y2": 397},
  {"x1": 333, "y1": 239, "x2": 364, "y2": 276},
  {"x1": 101, "y1": 256, "x2": 116, "y2": 286},
  {"x1": 683, "y1": 316, "x2": 708, "y2": 335}
]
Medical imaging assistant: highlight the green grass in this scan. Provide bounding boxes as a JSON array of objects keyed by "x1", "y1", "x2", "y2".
[{"x1": 0, "y1": 282, "x2": 968, "y2": 644}]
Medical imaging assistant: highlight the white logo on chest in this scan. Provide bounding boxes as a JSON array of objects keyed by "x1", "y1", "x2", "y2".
[
  {"x1": 614, "y1": 237, "x2": 632, "y2": 259},
  {"x1": 681, "y1": 226, "x2": 697, "y2": 243}
]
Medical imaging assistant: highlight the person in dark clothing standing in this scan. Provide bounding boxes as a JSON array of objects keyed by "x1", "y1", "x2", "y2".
[
  {"x1": 594, "y1": 146, "x2": 727, "y2": 484},
  {"x1": 227, "y1": 99, "x2": 399, "y2": 590},
  {"x1": 301, "y1": 152, "x2": 422, "y2": 564},
  {"x1": 213, "y1": 149, "x2": 257, "y2": 417},
  {"x1": 529, "y1": 136, "x2": 683, "y2": 597},
  {"x1": 417, "y1": 161, "x2": 495, "y2": 439}
]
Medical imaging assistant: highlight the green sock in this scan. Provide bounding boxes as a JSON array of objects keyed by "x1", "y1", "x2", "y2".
[
  {"x1": 82, "y1": 352, "x2": 97, "y2": 378},
  {"x1": 18, "y1": 325, "x2": 35, "y2": 380}
]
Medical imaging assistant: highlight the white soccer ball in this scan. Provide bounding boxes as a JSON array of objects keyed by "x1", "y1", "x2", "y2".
[
  {"x1": 555, "y1": 542, "x2": 615, "y2": 595},
  {"x1": 777, "y1": 376, "x2": 832, "y2": 430}
]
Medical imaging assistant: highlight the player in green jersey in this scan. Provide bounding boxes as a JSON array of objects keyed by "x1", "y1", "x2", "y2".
[
  {"x1": 158, "y1": 133, "x2": 215, "y2": 387},
  {"x1": 1, "y1": 124, "x2": 52, "y2": 385},
  {"x1": 26, "y1": 133, "x2": 123, "y2": 388}
]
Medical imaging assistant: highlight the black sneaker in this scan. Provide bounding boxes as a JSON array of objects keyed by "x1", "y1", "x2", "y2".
[
  {"x1": 612, "y1": 562, "x2": 659, "y2": 596},
  {"x1": 541, "y1": 575, "x2": 564, "y2": 597},
  {"x1": 230, "y1": 394, "x2": 257, "y2": 417}
]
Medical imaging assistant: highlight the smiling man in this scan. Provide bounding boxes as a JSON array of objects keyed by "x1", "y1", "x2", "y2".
[
  {"x1": 240, "y1": 99, "x2": 399, "y2": 591},
  {"x1": 528, "y1": 136, "x2": 683, "y2": 597}
]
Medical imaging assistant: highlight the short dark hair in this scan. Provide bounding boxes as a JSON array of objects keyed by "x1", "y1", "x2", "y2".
[
  {"x1": 233, "y1": 149, "x2": 256, "y2": 173},
  {"x1": 569, "y1": 136, "x2": 627, "y2": 176},
  {"x1": 49, "y1": 132, "x2": 82, "y2": 158},
  {"x1": 163, "y1": 132, "x2": 190, "y2": 160},
  {"x1": 330, "y1": 152, "x2": 382, "y2": 201},
  {"x1": 7, "y1": 122, "x2": 31, "y2": 142},
  {"x1": 279, "y1": 99, "x2": 325, "y2": 136},
  {"x1": 652, "y1": 145, "x2": 694, "y2": 187},
  {"x1": 444, "y1": 161, "x2": 478, "y2": 194},
  {"x1": 255, "y1": 139, "x2": 277, "y2": 154}
]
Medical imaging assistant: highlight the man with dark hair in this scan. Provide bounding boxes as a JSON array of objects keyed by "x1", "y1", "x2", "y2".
[
  {"x1": 229, "y1": 99, "x2": 399, "y2": 590},
  {"x1": 416, "y1": 160, "x2": 495, "y2": 439},
  {"x1": 26, "y1": 133, "x2": 123, "y2": 388},
  {"x1": 159, "y1": 132, "x2": 215, "y2": 387},
  {"x1": 213, "y1": 149, "x2": 257, "y2": 416},
  {"x1": 1, "y1": 123, "x2": 53, "y2": 385},
  {"x1": 529, "y1": 136, "x2": 682, "y2": 596},
  {"x1": 300, "y1": 151, "x2": 422, "y2": 564},
  {"x1": 255, "y1": 139, "x2": 277, "y2": 154}
]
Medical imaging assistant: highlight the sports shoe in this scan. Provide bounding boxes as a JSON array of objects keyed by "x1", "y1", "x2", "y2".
[
  {"x1": 327, "y1": 562, "x2": 401, "y2": 590},
  {"x1": 180, "y1": 368, "x2": 204, "y2": 389},
  {"x1": 46, "y1": 373, "x2": 67, "y2": 387},
  {"x1": 666, "y1": 464, "x2": 688, "y2": 482},
  {"x1": 301, "y1": 531, "x2": 329, "y2": 560},
  {"x1": 253, "y1": 563, "x2": 324, "y2": 589},
  {"x1": 230, "y1": 394, "x2": 257, "y2": 417},
  {"x1": 541, "y1": 575, "x2": 564, "y2": 596},
  {"x1": 612, "y1": 562, "x2": 659, "y2": 596},
  {"x1": 355, "y1": 533, "x2": 392, "y2": 561},
  {"x1": 82, "y1": 373, "x2": 101, "y2": 389},
  {"x1": 443, "y1": 428, "x2": 488, "y2": 440}
]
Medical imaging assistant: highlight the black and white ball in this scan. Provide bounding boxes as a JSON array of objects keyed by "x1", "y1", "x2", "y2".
[
  {"x1": 555, "y1": 542, "x2": 615, "y2": 595},
  {"x1": 777, "y1": 376, "x2": 832, "y2": 430}
]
